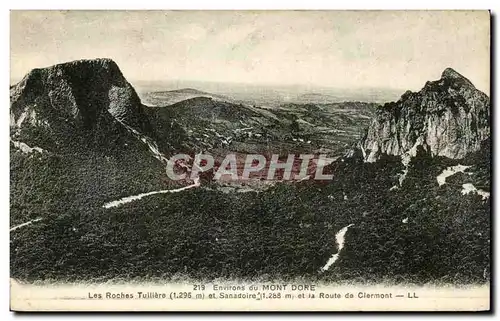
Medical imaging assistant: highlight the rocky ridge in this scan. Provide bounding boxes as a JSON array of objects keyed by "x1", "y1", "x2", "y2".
[
  {"x1": 10, "y1": 58, "x2": 149, "y2": 132},
  {"x1": 360, "y1": 68, "x2": 490, "y2": 161}
]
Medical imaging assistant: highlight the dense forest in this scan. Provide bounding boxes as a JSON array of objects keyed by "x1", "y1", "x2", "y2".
[{"x1": 10, "y1": 140, "x2": 490, "y2": 284}]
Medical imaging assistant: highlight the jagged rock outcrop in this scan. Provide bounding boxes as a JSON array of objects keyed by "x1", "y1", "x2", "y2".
[
  {"x1": 10, "y1": 58, "x2": 149, "y2": 131},
  {"x1": 360, "y1": 68, "x2": 490, "y2": 161},
  {"x1": 10, "y1": 58, "x2": 192, "y2": 156}
]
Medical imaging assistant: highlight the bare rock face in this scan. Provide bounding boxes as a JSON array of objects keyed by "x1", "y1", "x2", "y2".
[
  {"x1": 10, "y1": 58, "x2": 148, "y2": 131},
  {"x1": 360, "y1": 68, "x2": 490, "y2": 161}
]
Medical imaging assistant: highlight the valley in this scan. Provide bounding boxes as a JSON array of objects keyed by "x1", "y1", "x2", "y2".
[{"x1": 9, "y1": 59, "x2": 491, "y2": 285}]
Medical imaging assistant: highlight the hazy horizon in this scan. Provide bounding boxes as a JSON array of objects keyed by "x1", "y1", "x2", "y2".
[{"x1": 11, "y1": 10, "x2": 490, "y2": 94}]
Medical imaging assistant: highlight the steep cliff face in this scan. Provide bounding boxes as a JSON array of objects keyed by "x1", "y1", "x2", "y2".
[
  {"x1": 9, "y1": 59, "x2": 173, "y2": 234},
  {"x1": 10, "y1": 58, "x2": 150, "y2": 133},
  {"x1": 360, "y1": 68, "x2": 490, "y2": 161}
]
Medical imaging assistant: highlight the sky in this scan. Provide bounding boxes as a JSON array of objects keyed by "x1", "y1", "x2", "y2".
[{"x1": 10, "y1": 10, "x2": 490, "y2": 93}]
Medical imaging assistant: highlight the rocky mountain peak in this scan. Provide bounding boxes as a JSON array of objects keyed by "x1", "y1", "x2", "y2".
[
  {"x1": 442, "y1": 67, "x2": 464, "y2": 79},
  {"x1": 10, "y1": 58, "x2": 147, "y2": 131},
  {"x1": 360, "y1": 68, "x2": 490, "y2": 161}
]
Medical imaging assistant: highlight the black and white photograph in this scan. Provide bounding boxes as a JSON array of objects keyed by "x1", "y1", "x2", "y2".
[{"x1": 9, "y1": 10, "x2": 491, "y2": 311}]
